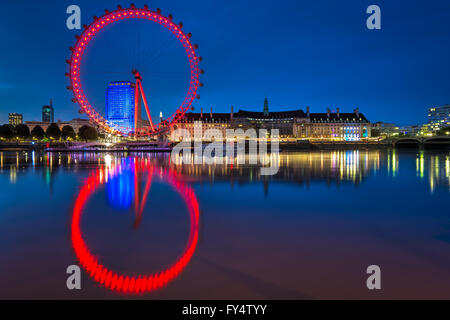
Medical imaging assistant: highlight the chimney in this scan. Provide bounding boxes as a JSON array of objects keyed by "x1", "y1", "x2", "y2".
[
  {"x1": 355, "y1": 108, "x2": 360, "y2": 117},
  {"x1": 327, "y1": 108, "x2": 331, "y2": 118},
  {"x1": 231, "y1": 106, "x2": 234, "y2": 120},
  {"x1": 306, "y1": 106, "x2": 310, "y2": 118},
  {"x1": 337, "y1": 108, "x2": 340, "y2": 117},
  {"x1": 210, "y1": 107, "x2": 213, "y2": 119},
  {"x1": 200, "y1": 107, "x2": 203, "y2": 118}
]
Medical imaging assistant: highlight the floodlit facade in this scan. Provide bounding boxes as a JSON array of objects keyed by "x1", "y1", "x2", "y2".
[
  {"x1": 428, "y1": 105, "x2": 450, "y2": 131},
  {"x1": 294, "y1": 108, "x2": 371, "y2": 141},
  {"x1": 8, "y1": 113, "x2": 23, "y2": 126},
  {"x1": 174, "y1": 100, "x2": 371, "y2": 141},
  {"x1": 105, "y1": 82, "x2": 137, "y2": 133},
  {"x1": 174, "y1": 108, "x2": 232, "y2": 141}
]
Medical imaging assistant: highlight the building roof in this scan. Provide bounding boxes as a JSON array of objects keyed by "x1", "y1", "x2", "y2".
[
  {"x1": 108, "y1": 81, "x2": 135, "y2": 86},
  {"x1": 235, "y1": 109, "x2": 306, "y2": 119},
  {"x1": 180, "y1": 112, "x2": 232, "y2": 123},
  {"x1": 179, "y1": 110, "x2": 369, "y2": 123},
  {"x1": 309, "y1": 113, "x2": 369, "y2": 123}
]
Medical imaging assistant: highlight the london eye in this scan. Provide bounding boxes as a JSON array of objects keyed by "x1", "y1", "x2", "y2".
[
  {"x1": 71, "y1": 158, "x2": 200, "y2": 294},
  {"x1": 66, "y1": 5, "x2": 203, "y2": 138}
]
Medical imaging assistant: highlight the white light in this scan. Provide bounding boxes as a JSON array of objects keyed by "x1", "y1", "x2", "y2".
[{"x1": 104, "y1": 154, "x2": 113, "y2": 166}]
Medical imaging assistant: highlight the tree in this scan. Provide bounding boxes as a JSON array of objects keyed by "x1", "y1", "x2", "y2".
[
  {"x1": 14, "y1": 124, "x2": 30, "y2": 139},
  {"x1": 31, "y1": 126, "x2": 45, "y2": 140},
  {"x1": 436, "y1": 127, "x2": 450, "y2": 136},
  {"x1": 0, "y1": 124, "x2": 14, "y2": 140},
  {"x1": 398, "y1": 132, "x2": 411, "y2": 138},
  {"x1": 61, "y1": 125, "x2": 76, "y2": 140},
  {"x1": 370, "y1": 129, "x2": 381, "y2": 138},
  {"x1": 78, "y1": 125, "x2": 98, "y2": 141},
  {"x1": 46, "y1": 123, "x2": 61, "y2": 140}
]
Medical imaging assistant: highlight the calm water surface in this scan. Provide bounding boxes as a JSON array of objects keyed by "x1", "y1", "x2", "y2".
[{"x1": 0, "y1": 149, "x2": 449, "y2": 299}]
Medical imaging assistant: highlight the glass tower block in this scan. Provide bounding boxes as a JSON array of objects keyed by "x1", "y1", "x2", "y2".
[{"x1": 105, "y1": 82, "x2": 136, "y2": 133}]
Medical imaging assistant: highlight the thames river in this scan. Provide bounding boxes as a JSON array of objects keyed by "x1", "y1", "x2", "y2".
[{"x1": 0, "y1": 149, "x2": 449, "y2": 299}]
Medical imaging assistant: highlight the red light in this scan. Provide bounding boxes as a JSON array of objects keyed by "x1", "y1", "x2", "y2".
[
  {"x1": 68, "y1": 6, "x2": 201, "y2": 137},
  {"x1": 71, "y1": 160, "x2": 200, "y2": 294}
]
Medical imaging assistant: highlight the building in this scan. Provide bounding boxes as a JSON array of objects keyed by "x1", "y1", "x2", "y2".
[
  {"x1": 371, "y1": 122, "x2": 399, "y2": 137},
  {"x1": 174, "y1": 99, "x2": 371, "y2": 141},
  {"x1": 64, "y1": 118, "x2": 96, "y2": 133},
  {"x1": 428, "y1": 105, "x2": 450, "y2": 131},
  {"x1": 233, "y1": 109, "x2": 306, "y2": 138},
  {"x1": 232, "y1": 98, "x2": 306, "y2": 138},
  {"x1": 398, "y1": 125, "x2": 421, "y2": 137},
  {"x1": 418, "y1": 124, "x2": 434, "y2": 137},
  {"x1": 25, "y1": 118, "x2": 94, "y2": 133},
  {"x1": 8, "y1": 113, "x2": 23, "y2": 126},
  {"x1": 105, "y1": 82, "x2": 139, "y2": 133},
  {"x1": 294, "y1": 108, "x2": 370, "y2": 141},
  {"x1": 263, "y1": 97, "x2": 269, "y2": 116},
  {"x1": 174, "y1": 108, "x2": 233, "y2": 141},
  {"x1": 174, "y1": 103, "x2": 307, "y2": 140},
  {"x1": 25, "y1": 121, "x2": 51, "y2": 132},
  {"x1": 42, "y1": 100, "x2": 54, "y2": 123}
]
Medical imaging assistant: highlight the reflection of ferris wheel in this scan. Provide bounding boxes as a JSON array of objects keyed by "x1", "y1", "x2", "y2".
[
  {"x1": 66, "y1": 5, "x2": 203, "y2": 137},
  {"x1": 72, "y1": 158, "x2": 200, "y2": 294}
]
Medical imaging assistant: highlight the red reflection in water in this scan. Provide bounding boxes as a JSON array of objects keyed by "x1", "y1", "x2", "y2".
[
  {"x1": 133, "y1": 159, "x2": 154, "y2": 229},
  {"x1": 71, "y1": 158, "x2": 200, "y2": 294}
]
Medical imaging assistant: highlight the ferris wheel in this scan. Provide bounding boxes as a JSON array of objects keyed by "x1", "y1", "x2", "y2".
[
  {"x1": 66, "y1": 4, "x2": 203, "y2": 137},
  {"x1": 71, "y1": 159, "x2": 200, "y2": 294}
]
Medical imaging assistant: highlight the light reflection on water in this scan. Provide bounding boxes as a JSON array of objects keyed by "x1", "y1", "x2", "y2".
[
  {"x1": 0, "y1": 149, "x2": 450, "y2": 299},
  {"x1": 71, "y1": 158, "x2": 200, "y2": 294},
  {"x1": 1, "y1": 149, "x2": 449, "y2": 193}
]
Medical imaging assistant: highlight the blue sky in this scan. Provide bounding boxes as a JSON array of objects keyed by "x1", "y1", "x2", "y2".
[{"x1": 0, "y1": 0, "x2": 449, "y2": 125}]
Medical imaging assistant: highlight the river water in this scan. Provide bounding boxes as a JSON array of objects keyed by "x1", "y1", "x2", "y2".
[{"x1": 0, "y1": 149, "x2": 449, "y2": 299}]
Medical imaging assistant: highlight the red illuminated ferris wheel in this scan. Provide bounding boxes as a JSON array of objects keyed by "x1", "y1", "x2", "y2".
[
  {"x1": 66, "y1": 4, "x2": 203, "y2": 137},
  {"x1": 72, "y1": 159, "x2": 200, "y2": 294}
]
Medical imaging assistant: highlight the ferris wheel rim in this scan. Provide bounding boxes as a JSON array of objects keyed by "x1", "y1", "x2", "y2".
[
  {"x1": 67, "y1": 6, "x2": 202, "y2": 137},
  {"x1": 71, "y1": 160, "x2": 200, "y2": 294}
]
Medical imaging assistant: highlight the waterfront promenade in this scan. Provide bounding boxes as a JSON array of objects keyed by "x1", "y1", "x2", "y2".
[{"x1": 1, "y1": 138, "x2": 449, "y2": 152}]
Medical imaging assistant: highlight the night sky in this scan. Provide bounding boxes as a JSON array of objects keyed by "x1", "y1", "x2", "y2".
[{"x1": 1, "y1": 0, "x2": 450, "y2": 125}]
